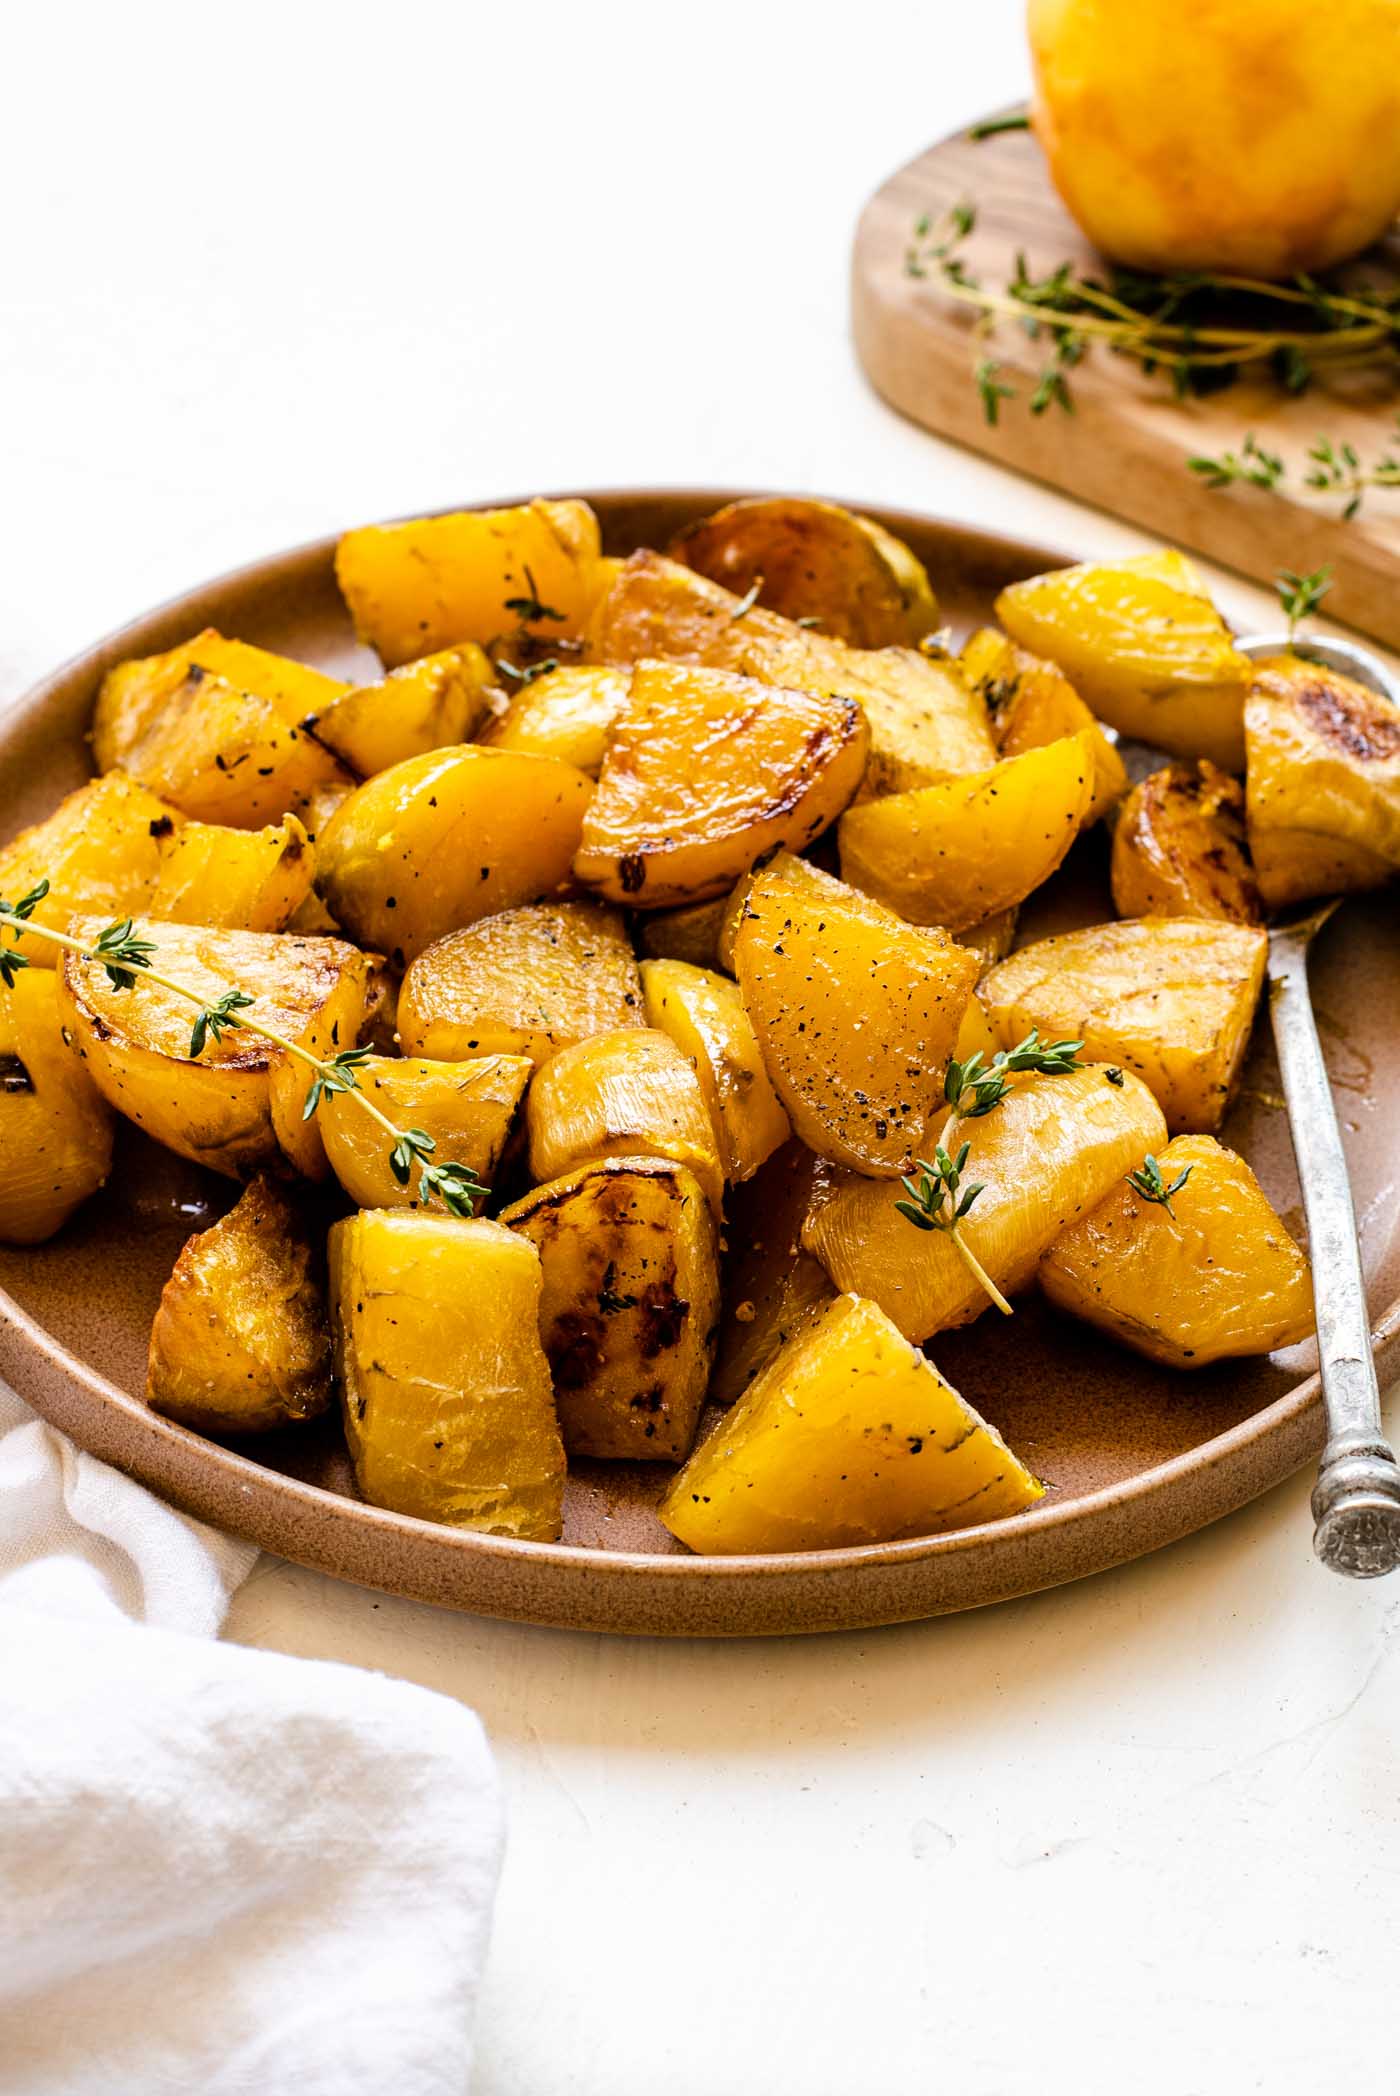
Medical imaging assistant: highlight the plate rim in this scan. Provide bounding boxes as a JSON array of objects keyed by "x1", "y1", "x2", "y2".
[{"x1": 2, "y1": 488, "x2": 1394, "y2": 1629}]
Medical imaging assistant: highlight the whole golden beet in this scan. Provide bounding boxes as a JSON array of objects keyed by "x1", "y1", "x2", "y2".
[{"x1": 1028, "y1": 0, "x2": 1400, "y2": 278}]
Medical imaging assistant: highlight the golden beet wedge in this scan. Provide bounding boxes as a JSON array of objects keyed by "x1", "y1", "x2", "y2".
[
  {"x1": 502, "y1": 1156, "x2": 721, "y2": 1461},
  {"x1": 319, "y1": 1053, "x2": 531, "y2": 1211},
  {"x1": 1041, "y1": 1134, "x2": 1314, "y2": 1367},
  {"x1": 314, "y1": 744, "x2": 594, "y2": 966},
  {"x1": 329, "y1": 1211, "x2": 566, "y2": 1539},
  {"x1": 0, "y1": 773, "x2": 172, "y2": 961},
  {"x1": 572, "y1": 659, "x2": 868, "y2": 907},
  {"x1": 710, "y1": 1139, "x2": 837, "y2": 1406},
  {"x1": 335, "y1": 498, "x2": 603, "y2": 667},
  {"x1": 587, "y1": 551, "x2": 996, "y2": 793},
  {"x1": 804, "y1": 1065, "x2": 1167, "y2": 1342},
  {"x1": 960, "y1": 626, "x2": 1126, "y2": 822},
  {"x1": 398, "y1": 901, "x2": 641, "y2": 1068},
  {"x1": 478, "y1": 665, "x2": 632, "y2": 776},
  {"x1": 667, "y1": 496, "x2": 939, "y2": 648},
  {"x1": 733, "y1": 852, "x2": 979, "y2": 1176},
  {"x1": 305, "y1": 644, "x2": 497, "y2": 777},
  {"x1": 111, "y1": 665, "x2": 354, "y2": 830},
  {"x1": 58, "y1": 920, "x2": 368, "y2": 1181},
  {"x1": 0, "y1": 971, "x2": 114, "y2": 1245},
  {"x1": 1244, "y1": 653, "x2": 1400, "y2": 909},
  {"x1": 526, "y1": 1026, "x2": 724, "y2": 1214},
  {"x1": 0, "y1": 776, "x2": 315, "y2": 958},
  {"x1": 93, "y1": 628, "x2": 350, "y2": 772},
  {"x1": 148, "y1": 816, "x2": 315, "y2": 933},
  {"x1": 147, "y1": 1176, "x2": 332, "y2": 1434},
  {"x1": 640, "y1": 958, "x2": 790, "y2": 1183},
  {"x1": 659, "y1": 1292, "x2": 1044, "y2": 1554},
  {"x1": 996, "y1": 551, "x2": 1251, "y2": 769},
  {"x1": 980, "y1": 917, "x2": 1268, "y2": 1135},
  {"x1": 837, "y1": 731, "x2": 1096, "y2": 932},
  {"x1": 1111, "y1": 762, "x2": 1262, "y2": 923}
]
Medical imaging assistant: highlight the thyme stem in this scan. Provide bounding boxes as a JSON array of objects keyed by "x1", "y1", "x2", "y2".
[{"x1": 948, "y1": 1226, "x2": 1014, "y2": 1317}]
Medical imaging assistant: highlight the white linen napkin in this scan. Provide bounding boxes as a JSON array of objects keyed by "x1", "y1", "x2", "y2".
[{"x1": 0, "y1": 1383, "x2": 505, "y2": 2096}]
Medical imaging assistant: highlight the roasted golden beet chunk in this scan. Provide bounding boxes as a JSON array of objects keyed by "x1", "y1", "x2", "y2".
[
  {"x1": 668, "y1": 496, "x2": 939, "y2": 647},
  {"x1": 733, "y1": 852, "x2": 978, "y2": 1176},
  {"x1": 573, "y1": 659, "x2": 867, "y2": 908},
  {"x1": 502, "y1": 1156, "x2": 720, "y2": 1461},
  {"x1": 1244, "y1": 653, "x2": 1400, "y2": 908},
  {"x1": 1041, "y1": 1133, "x2": 1314, "y2": 1366},
  {"x1": 315, "y1": 746, "x2": 593, "y2": 965},
  {"x1": 1111, "y1": 761, "x2": 1261, "y2": 923},
  {"x1": 980, "y1": 917, "x2": 1267, "y2": 1135},
  {"x1": 996, "y1": 551, "x2": 1251, "y2": 769},
  {"x1": 0, "y1": 971, "x2": 114, "y2": 1244},
  {"x1": 398, "y1": 902, "x2": 641, "y2": 1068},
  {"x1": 330, "y1": 1211, "x2": 566, "y2": 1538},
  {"x1": 838, "y1": 732, "x2": 1096, "y2": 931},
  {"x1": 147, "y1": 1177, "x2": 331, "y2": 1434},
  {"x1": 660, "y1": 1293, "x2": 1043, "y2": 1553}
]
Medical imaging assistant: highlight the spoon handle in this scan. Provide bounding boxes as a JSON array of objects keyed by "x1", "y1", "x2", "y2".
[{"x1": 1268, "y1": 929, "x2": 1400, "y2": 1576}]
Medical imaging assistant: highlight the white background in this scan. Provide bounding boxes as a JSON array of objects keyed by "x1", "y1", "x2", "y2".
[{"x1": 5, "y1": 5, "x2": 1398, "y2": 2092}]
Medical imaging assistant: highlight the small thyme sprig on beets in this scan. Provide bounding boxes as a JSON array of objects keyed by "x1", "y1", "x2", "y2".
[
  {"x1": 0, "y1": 883, "x2": 487, "y2": 1216},
  {"x1": 943, "y1": 1029, "x2": 1084, "y2": 1118},
  {"x1": 502, "y1": 565, "x2": 567, "y2": 626},
  {"x1": 1127, "y1": 1153, "x2": 1194, "y2": 1219},
  {"x1": 894, "y1": 1142, "x2": 1012, "y2": 1317}
]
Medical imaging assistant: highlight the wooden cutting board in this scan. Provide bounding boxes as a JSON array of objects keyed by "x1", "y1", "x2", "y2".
[{"x1": 852, "y1": 113, "x2": 1400, "y2": 647}]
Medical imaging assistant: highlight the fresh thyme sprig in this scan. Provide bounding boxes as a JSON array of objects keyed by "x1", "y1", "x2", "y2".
[
  {"x1": 0, "y1": 894, "x2": 488, "y2": 1218},
  {"x1": 1302, "y1": 432, "x2": 1400, "y2": 519},
  {"x1": 1188, "y1": 432, "x2": 1284, "y2": 493},
  {"x1": 1276, "y1": 564, "x2": 1333, "y2": 640},
  {"x1": 895, "y1": 1142, "x2": 1013, "y2": 1317},
  {"x1": 1127, "y1": 1153, "x2": 1194, "y2": 1219},
  {"x1": 502, "y1": 566, "x2": 567, "y2": 625},
  {"x1": 944, "y1": 1029, "x2": 1084, "y2": 1118},
  {"x1": 1189, "y1": 423, "x2": 1400, "y2": 518},
  {"x1": 905, "y1": 202, "x2": 1400, "y2": 424}
]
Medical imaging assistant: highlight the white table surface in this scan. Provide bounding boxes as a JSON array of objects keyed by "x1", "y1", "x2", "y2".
[{"x1": 5, "y1": 5, "x2": 1398, "y2": 2091}]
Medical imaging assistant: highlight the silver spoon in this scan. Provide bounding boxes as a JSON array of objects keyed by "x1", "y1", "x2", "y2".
[{"x1": 1235, "y1": 630, "x2": 1400, "y2": 1577}]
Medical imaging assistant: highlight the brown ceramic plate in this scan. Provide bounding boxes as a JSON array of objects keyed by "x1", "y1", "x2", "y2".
[{"x1": 1, "y1": 491, "x2": 1396, "y2": 1636}]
